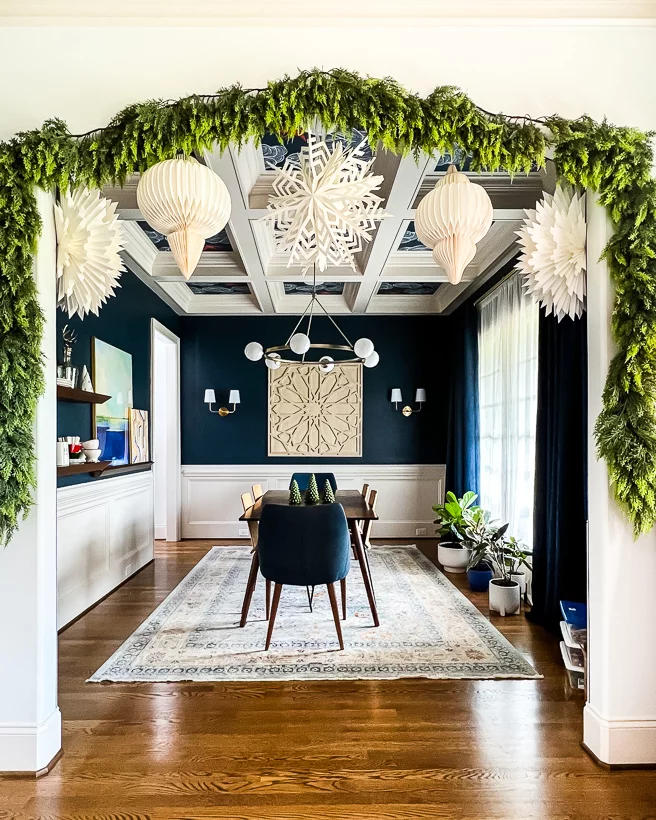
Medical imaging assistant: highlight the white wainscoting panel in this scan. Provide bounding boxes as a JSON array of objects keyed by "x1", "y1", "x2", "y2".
[
  {"x1": 181, "y1": 464, "x2": 445, "y2": 539},
  {"x1": 57, "y1": 471, "x2": 154, "y2": 629}
]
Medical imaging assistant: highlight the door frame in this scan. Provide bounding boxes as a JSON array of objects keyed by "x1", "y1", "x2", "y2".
[{"x1": 150, "y1": 318, "x2": 181, "y2": 542}]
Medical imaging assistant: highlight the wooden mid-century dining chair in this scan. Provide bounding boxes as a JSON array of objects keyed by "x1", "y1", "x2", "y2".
[
  {"x1": 252, "y1": 483, "x2": 264, "y2": 500},
  {"x1": 241, "y1": 491, "x2": 270, "y2": 619},
  {"x1": 361, "y1": 489, "x2": 378, "y2": 550},
  {"x1": 361, "y1": 483, "x2": 370, "y2": 502}
]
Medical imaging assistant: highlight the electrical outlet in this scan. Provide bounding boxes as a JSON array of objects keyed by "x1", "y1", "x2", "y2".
[
  {"x1": 415, "y1": 527, "x2": 427, "y2": 536},
  {"x1": 124, "y1": 562, "x2": 133, "y2": 578},
  {"x1": 238, "y1": 528, "x2": 249, "y2": 537}
]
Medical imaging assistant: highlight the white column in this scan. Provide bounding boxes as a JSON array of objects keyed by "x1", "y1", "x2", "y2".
[
  {"x1": 584, "y1": 192, "x2": 656, "y2": 765},
  {"x1": 0, "y1": 188, "x2": 61, "y2": 772}
]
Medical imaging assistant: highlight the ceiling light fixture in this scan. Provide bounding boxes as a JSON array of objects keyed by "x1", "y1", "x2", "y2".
[{"x1": 414, "y1": 164, "x2": 493, "y2": 284}]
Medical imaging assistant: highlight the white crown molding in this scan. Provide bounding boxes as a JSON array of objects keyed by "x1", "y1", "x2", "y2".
[{"x1": 2, "y1": 1, "x2": 654, "y2": 25}]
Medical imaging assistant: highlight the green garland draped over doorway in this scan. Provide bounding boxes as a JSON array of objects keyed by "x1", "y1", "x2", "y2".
[{"x1": 1, "y1": 68, "x2": 655, "y2": 542}]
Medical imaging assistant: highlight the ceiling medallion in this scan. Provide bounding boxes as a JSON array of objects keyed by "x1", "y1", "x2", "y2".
[{"x1": 244, "y1": 267, "x2": 379, "y2": 369}]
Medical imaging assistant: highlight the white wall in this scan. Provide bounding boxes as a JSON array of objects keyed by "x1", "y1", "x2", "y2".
[
  {"x1": 57, "y1": 472, "x2": 155, "y2": 629},
  {"x1": 182, "y1": 464, "x2": 444, "y2": 539},
  {"x1": 153, "y1": 335, "x2": 168, "y2": 538}
]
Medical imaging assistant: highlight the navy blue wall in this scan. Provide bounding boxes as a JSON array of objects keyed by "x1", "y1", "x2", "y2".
[
  {"x1": 56, "y1": 270, "x2": 180, "y2": 486},
  {"x1": 180, "y1": 315, "x2": 450, "y2": 465}
]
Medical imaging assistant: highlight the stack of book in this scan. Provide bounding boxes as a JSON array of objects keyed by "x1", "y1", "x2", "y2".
[{"x1": 559, "y1": 600, "x2": 586, "y2": 691}]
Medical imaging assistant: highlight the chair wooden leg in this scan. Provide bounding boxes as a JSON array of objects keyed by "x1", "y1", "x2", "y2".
[
  {"x1": 265, "y1": 583, "x2": 283, "y2": 650},
  {"x1": 265, "y1": 579, "x2": 271, "y2": 620},
  {"x1": 327, "y1": 583, "x2": 345, "y2": 650},
  {"x1": 240, "y1": 551, "x2": 260, "y2": 628},
  {"x1": 340, "y1": 577, "x2": 347, "y2": 620}
]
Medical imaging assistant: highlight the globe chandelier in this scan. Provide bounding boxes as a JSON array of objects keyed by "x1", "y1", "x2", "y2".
[{"x1": 244, "y1": 265, "x2": 379, "y2": 371}]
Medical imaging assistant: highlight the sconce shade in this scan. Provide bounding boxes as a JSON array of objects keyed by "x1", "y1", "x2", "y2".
[
  {"x1": 391, "y1": 388, "x2": 402, "y2": 403},
  {"x1": 204, "y1": 389, "x2": 216, "y2": 404},
  {"x1": 229, "y1": 389, "x2": 241, "y2": 405},
  {"x1": 415, "y1": 388, "x2": 427, "y2": 403}
]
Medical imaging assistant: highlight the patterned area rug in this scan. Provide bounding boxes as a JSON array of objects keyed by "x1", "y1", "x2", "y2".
[{"x1": 89, "y1": 546, "x2": 540, "y2": 682}]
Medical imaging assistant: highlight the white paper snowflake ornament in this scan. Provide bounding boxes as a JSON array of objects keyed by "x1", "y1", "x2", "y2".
[
  {"x1": 516, "y1": 185, "x2": 586, "y2": 321},
  {"x1": 261, "y1": 132, "x2": 389, "y2": 272},
  {"x1": 55, "y1": 187, "x2": 125, "y2": 319}
]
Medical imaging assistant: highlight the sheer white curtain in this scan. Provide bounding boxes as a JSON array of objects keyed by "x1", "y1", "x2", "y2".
[{"x1": 478, "y1": 273, "x2": 539, "y2": 546}]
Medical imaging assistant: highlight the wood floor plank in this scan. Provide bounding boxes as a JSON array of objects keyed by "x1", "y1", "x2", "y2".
[{"x1": 1, "y1": 538, "x2": 654, "y2": 819}]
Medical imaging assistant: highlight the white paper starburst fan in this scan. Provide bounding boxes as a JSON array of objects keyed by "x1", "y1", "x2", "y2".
[
  {"x1": 516, "y1": 185, "x2": 587, "y2": 321},
  {"x1": 55, "y1": 187, "x2": 125, "y2": 319},
  {"x1": 261, "y1": 132, "x2": 389, "y2": 272}
]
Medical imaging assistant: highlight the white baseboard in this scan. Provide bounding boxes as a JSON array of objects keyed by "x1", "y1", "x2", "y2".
[
  {"x1": 584, "y1": 704, "x2": 656, "y2": 765},
  {"x1": 0, "y1": 707, "x2": 61, "y2": 773},
  {"x1": 154, "y1": 524, "x2": 167, "y2": 540},
  {"x1": 57, "y1": 471, "x2": 154, "y2": 629},
  {"x1": 181, "y1": 463, "x2": 445, "y2": 539}
]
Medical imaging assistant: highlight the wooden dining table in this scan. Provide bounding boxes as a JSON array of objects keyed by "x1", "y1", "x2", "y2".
[{"x1": 239, "y1": 490, "x2": 380, "y2": 627}]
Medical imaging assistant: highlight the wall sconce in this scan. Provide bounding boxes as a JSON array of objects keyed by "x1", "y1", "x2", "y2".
[
  {"x1": 204, "y1": 388, "x2": 240, "y2": 417},
  {"x1": 391, "y1": 388, "x2": 426, "y2": 417}
]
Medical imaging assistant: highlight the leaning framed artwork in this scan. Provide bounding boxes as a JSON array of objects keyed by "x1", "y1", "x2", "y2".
[
  {"x1": 129, "y1": 409, "x2": 150, "y2": 464},
  {"x1": 268, "y1": 362, "x2": 362, "y2": 457},
  {"x1": 92, "y1": 338, "x2": 133, "y2": 466}
]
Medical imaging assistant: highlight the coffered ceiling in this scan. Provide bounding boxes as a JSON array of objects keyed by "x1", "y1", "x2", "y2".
[{"x1": 105, "y1": 134, "x2": 553, "y2": 316}]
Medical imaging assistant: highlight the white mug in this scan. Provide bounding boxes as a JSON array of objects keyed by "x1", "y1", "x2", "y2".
[{"x1": 56, "y1": 442, "x2": 70, "y2": 467}]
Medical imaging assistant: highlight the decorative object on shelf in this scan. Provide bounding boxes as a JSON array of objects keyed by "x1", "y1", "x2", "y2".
[
  {"x1": 390, "y1": 387, "x2": 426, "y2": 417},
  {"x1": 322, "y1": 479, "x2": 335, "y2": 504},
  {"x1": 204, "y1": 388, "x2": 240, "y2": 417},
  {"x1": 66, "y1": 438, "x2": 85, "y2": 463},
  {"x1": 289, "y1": 479, "x2": 302, "y2": 505},
  {"x1": 80, "y1": 437, "x2": 102, "y2": 463},
  {"x1": 56, "y1": 325, "x2": 79, "y2": 388},
  {"x1": 261, "y1": 132, "x2": 389, "y2": 273},
  {"x1": 56, "y1": 442, "x2": 69, "y2": 467},
  {"x1": 80, "y1": 365, "x2": 94, "y2": 392},
  {"x1": 269, "y1": 362, "x2": 362, "y2": 457},
  {"x1": 516, "y1": 185, "x2": 587, "y2": 322},
  {"x1": 129, "y1": 409, "x2": 150, "y2": 464},
  {"x1": 92, "y1": 338, "x2": 133, "y2": 466},
  {"x1": 415, "y1": 164, "x2": 494, "y2": 284},
  {"x1": 244, "y1": 266, "x2": 379, "y2": 369},
  {"x1": 136, "y1": 155, "x2": 231, "y2": 279},
  {"x1": 306, "y1": 474, "x2": 320, "y2": 504},
  {"x1": 54, "y1": 186, "x2": 125, "y2": 319}
]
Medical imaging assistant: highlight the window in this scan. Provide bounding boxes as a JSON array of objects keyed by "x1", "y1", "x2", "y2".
[{"x1": 478, "y1": 273, "x2": 539, "y2": 546}]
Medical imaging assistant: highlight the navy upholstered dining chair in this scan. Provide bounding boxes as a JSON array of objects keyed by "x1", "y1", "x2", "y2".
[
  {"x1": 289, "y1": 472, "x2": 337, "y2": 492},
  {"x1": 257, "y1": 503, "x2": 351, "y2": 650}
]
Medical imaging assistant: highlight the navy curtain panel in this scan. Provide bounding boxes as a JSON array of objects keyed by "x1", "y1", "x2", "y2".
[
  {"x1": 445, "y1": 302, "x2": 480, "y2": 497},
  {"x1": 527, "y1": 312, "x2": 588, "y2": 634}
]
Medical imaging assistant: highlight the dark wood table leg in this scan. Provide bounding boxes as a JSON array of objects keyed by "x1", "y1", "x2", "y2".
[
  {"x1": 351, "y1": 521, "x2": 379, "y2": 627},
  {"x1": 240, "y1": 550, "x2": 260, "y2": 627}
]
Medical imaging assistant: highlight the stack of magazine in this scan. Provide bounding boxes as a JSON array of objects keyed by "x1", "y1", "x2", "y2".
[{"x1": 559, "y1": 600, "x2": 586, "y2": 691}]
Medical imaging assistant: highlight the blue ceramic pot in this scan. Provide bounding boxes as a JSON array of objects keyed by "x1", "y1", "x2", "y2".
[{"x1": 467, "y1": 564, "x2": 493, "y2": 592}]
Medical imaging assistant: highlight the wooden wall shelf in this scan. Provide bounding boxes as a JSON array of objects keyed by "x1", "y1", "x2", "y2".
[
  {"x1": 101, "y1": 461, "x2": 154, "y2": 478},
  {"x1": 57, "y1": 385, "x2": 111, "y2": 404},
  {"x1": 57, "y1": 460, "x2": 112, "y2": 478}
]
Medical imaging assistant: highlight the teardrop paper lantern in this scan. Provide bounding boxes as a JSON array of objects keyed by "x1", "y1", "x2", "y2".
[
  {"x1": 136, "y1": 156, "x2": 231, "y2": 278},
  {"x1": 415, "y1": 164, "x2": 493, "y2": 284}
]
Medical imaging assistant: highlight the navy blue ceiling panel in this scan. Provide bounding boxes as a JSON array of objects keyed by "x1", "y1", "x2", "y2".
[
  {"x1": 187, "y1": 282, "x2": 251, "y2": 295},
  {"x1": 261, "y1": 128, "x2": 372, "y2": 171},
  {"x1": 377, "y1": 282, "x2": 441, "y2": 296},
  {"x1": 137, "y1": 221, "x2": 233, "y2": 252},
  {"x1": 398, "y1": 221, "x2": 430, "y2": 252},
  {"x1": 283, "y1": 281, "x2": 345, "y2": 295}
]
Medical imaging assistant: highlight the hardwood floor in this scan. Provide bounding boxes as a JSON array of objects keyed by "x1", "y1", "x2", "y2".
[{"x1": 2, "y1": 539, "x2": 655, "y2": 818}]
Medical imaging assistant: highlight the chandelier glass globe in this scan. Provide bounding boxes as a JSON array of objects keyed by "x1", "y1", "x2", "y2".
[
  {"x1": 244, "y1": 341, "x2": 264, "y2": 361},
  {"x1": 353, "y1": 338, "x2": 375, "y2": 359},
  {"x1": 319, "y1": 356, "x2": 335, "y2": 373},
  {"x1": 290, "y1": 333, "x2": 312, "y2": 355},
  {"x1": 364, "y1": 350, "x2": 380, "y2": 368},
  {"x1": 265, "y1": 352, "x2": 281, "y2": 370}
]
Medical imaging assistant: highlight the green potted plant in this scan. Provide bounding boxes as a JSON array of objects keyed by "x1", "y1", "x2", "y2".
[
  {"x1": 433, "y1": 490, "x2": 481, "y2": 573},
  {"x1": 505, "y1": 537, "x2": 532, "y2": 602},
  {"x1": 464, "y1": 509, "x2": 505, "y2": 592},
  {"x1": 486, "y1": 531, "x2": 522, "y2": 616}
]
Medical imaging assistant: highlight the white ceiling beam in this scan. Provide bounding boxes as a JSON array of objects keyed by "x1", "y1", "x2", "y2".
[{"x1": 203, "y1": 143, "x2": 273, "y2": 313}]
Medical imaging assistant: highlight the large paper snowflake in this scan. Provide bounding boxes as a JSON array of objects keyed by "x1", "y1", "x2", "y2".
[
  {"x1": 262, "y1": 133, "x2": 389, "y2": 272},
  {"x1": 55, "y1": 187, "x2": 125, "y2": 319},
  {"x1": 516, "y1": 185, "x2": 586, "y2": 321}
]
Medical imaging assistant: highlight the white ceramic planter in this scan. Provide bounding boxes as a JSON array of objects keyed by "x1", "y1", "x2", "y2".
[
  {"x1": 437, "y1": 543, "x2": 470, "y2": 573},
  {"x1": 510, "y1": 571, "x2": 527, "y2": 598},
  {"x1": 489, "y1": 579, "x2": 521, "y2": 615}
]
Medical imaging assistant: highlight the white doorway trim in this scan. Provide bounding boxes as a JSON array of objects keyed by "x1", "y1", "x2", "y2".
[{"x1": 151, "y1": 319, "x2": 181, "y2": 542}]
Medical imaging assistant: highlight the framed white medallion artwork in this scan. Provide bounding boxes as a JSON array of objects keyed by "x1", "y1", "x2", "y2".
[{"x1": 268, "y1": 363, "x2": 363, "y2": 457}]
